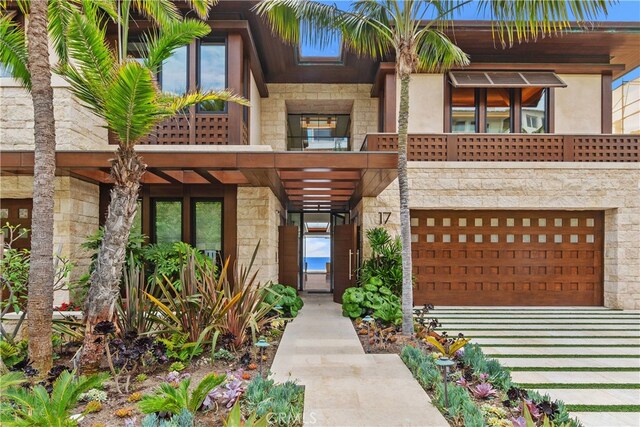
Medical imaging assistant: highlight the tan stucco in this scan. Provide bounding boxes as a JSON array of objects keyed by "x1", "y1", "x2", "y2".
[
  {"x1": 554, "y1": 74, "x2": 602, "y2": 134},
  {"x1": 613, "y1": 76, "x2": 640, "y2": 134},
  {"x1": 249, "y1": 71, "x2": 263, "y2": 145},
  {"x1": 396, "y1": 74, "x2": 445, "y2": 133}
]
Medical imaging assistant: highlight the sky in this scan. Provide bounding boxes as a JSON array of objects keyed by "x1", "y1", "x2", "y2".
[
  {"x1": 299, "y1": 0, "x2": 640, "y2": 83},
  {"x1": 305, "y1": 237, "x2": 331, "y2": 257}
]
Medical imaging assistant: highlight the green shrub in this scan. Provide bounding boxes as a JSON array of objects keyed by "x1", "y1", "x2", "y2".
[
  {"x1": 341, "y1": 277, "x2": 402, "y2": 325},
  {"x1": 244, "y1": 376, "x2": 304, "y2": 426},
  {"x1": 139, "y1": 373, "x2": 225, "y2": 416},
  {"x1": 141, "y1": 409, "x2": 194, "y2": 427},
  {"x1": 359, "y1": 228, "x2": 403, "y2": 297},
  {"x1": 264, "y1": 284, "x2": 303, "y2": 317}
]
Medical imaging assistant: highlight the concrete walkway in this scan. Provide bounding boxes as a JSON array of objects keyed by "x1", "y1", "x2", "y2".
[
  {"x1": 433, "y1": 307, "x2": 640, "y2": 427},
  {"x1": 270, "y1": 294, "x2": 449, "y2": 427}
]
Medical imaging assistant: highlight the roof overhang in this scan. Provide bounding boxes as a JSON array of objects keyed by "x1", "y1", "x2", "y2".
[
  {"x1": 0, "y1": 150, "x2": 398, "y2": 212},
  {"x1": 449, "y1": 71, "x2": 567, "y2": 88}
]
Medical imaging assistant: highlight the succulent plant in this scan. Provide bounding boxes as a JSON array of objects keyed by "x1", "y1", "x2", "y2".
[
  {"x1": 79, "y1": 388, "x2": 108, "y2": 402},
  {"x1": 169, "y1": 362, "x2": 186, "y2": 372},
  {"x1": 135, "y1": 373, "x2": 148, "y2": 382},
  {"x1": 537, "y1": 399, "x2": 559, "y2": 420},
  {"x1": 203, "y1": 371, "x2": 246, "y2": 410},
  {"x1": 128, "y1": 392, "x2": 143, "y2": 402},
  {"x1": 94, "y1": 321, "x2": 116, "y2": 335},
  {"x1": 84, "y1": 401, "x2": 103, "y2": 414},
  {"x1": 510, "y1": 416, "x2": 526, "y2": 427},
  {"x1": 479, "y1": 373, "x2": 490, "y2": 382},
  {"x1": 471, "y1": 383, "x2": 498, "y2": 399},
  {"x1": 507, "y1": 386, "x2": 528, "y2": 402},
  {"x1": 455, "y1": 377, "x2": 469, "y2": 387},
  {"x1": 523, "y1": 399, "x2": 542, "y2": 420},
  {"x1": 114, "y1": 407, "x2": 135, "y2": 418}
]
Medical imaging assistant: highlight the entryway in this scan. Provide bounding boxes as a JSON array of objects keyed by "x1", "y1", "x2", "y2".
[{"x1": 278, "y1": 212, "x2": 358, "y2": 302}]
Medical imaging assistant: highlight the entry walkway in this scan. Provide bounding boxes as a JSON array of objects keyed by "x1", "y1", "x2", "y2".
[
  {"x1": 270, "y1": 294, "x2": 449, "y2": 427},
  {"x1": 433, "y1": 307, "x2": 640, "y2": 427}
]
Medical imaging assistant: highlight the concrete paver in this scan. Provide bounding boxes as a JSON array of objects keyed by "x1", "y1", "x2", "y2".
[
  {"x1": 497, "y1": 357, "x2": 640, "y2": 369},
  {"x1": 532, "y1": 389, "x2": 640, "y2": 406},
  {"x1": 571, "y1": 412, "x2": 640, "y2": 427},
  {"x1": 511, "y1": 371, "x2": 640, "y2": 384},
  {"x1": 271, "y1": 294, "x2": 449, "y2": 427}
]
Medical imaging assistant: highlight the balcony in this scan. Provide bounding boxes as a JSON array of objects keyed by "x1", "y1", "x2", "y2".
[
  {"x1": 361, "y1": 134, "x2": 640, "y2": 162},
  {"x1": 108, "y1": 114, "x2": 249, "y2": 145}
]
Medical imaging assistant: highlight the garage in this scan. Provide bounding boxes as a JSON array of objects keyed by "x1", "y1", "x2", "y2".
[{"x1": 410, "y1": 210, "x2": 604, "y2": 306}]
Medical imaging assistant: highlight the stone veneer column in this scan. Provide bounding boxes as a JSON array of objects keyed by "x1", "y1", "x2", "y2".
[
  {"x1": 0, "y1": 176, "x2": 100, "y2": 305},
  {"x1": 236, "y1": 187, "x2": 283, "y2": 285}
]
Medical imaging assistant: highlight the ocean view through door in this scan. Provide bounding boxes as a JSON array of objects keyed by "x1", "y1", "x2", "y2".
[{"x1": 303, "y1": 213, "x2": 331, "y2": 292}]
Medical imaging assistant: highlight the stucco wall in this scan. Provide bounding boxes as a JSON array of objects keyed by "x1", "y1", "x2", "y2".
[
  {"x1": 554, "y1": 74, "x2": 602, "y2": 134},
  {"x1": 396, "y1": 74, "x2": 444, "y2": 133},
  {"x1": 236, "y1": 187, "x2": 283, "y2": 285},
  {"x1": 249, "y1": 72, "x2": 263, "y2": 145},
  {"x1": 260, "y1": 83, "x2": 378, "y2": 151},
  {"x1": 360, "y1": 163, "x2": 640, "y2": 309},
  {"x1": 0, "y1": 83, "x2": 108, "y2": 150},
  {"x1": 0, "y1": 176, "x2": 100, "y2": 305},
  {"x1": 613, "y1": 76, "x2": 640, "y2": 134}
]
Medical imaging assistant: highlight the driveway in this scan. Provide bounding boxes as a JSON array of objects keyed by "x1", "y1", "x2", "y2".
[{"x1": 433, "y1": 307, "x2": 640, "y2": 427}]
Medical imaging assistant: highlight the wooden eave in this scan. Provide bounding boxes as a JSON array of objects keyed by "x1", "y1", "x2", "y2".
[{"x1": 0, "y1": 151, "x2": 397, "y2": 212}]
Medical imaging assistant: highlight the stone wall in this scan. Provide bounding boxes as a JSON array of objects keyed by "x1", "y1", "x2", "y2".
[
  {"x1": 0, "y1": 83, "x2": 108, "y2": 150},
  {"x1": 359, "y1": 163, "x2": 640, "y2": 309},
  {"x1": 260, "y1": 84, "x2": 378, "y2": 150},
  {"x1": 236, "y1": 187, "x2": 283, "y2": 285},
  {"x1": 0, "y1": 176, "x2": 100, "y2": 305}
]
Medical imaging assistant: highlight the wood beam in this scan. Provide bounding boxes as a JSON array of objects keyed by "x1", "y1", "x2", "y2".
[
  {"x1": 147, "y1": 168, "x2": 182, "y2": 185},
  {"x1": 193, "y1": 168, "x2": 222, "y2": 185}
]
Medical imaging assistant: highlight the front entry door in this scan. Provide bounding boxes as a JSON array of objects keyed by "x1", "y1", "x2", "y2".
[
  {"x1": 332, "y1": 223, "x2": 357, "y2": 303},
  {"x1": 278, "y1": 225, "x2": 299, "y2": 289}
]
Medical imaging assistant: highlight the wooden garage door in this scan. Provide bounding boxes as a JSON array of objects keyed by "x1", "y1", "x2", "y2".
[{"x1": 411, "y1": 210, "x2": 603, "y2": 306}]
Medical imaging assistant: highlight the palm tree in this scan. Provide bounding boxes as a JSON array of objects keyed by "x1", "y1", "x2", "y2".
[
  {"x1": 255, "y1": 0, "x2": 612, "y2": 335},
  {"x1": 57, "y1": 7, "x2": 247, "y2": 371}
]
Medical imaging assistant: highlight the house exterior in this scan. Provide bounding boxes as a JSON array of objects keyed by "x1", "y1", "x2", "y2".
[{"x1": 1, "y1": 3, "x2": 639, "y2": 309}]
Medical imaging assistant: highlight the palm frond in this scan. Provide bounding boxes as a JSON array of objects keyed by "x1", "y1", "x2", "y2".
[
  {"x1": 103, "y1": 60, "x2": 159, "y2": 145},
  {"x1": 47, "y1": 0, "x2": 74, "y2": 65},
  {"x1": 414, "y1": 28, "x2": 469, "y2": 72},
  {"x1": 342, "y1": 0, "x2": 394, "y2": 59},
  {"x1": 187, "y1": 0, "x2": 216, "y2": 20},
  {"x1": 132, "y1": 0, "x2": 181, "y2": 27},
  {"x1": 142, "y1": 18, "x2": 211, "y2": 73},
  {"x1": 66, "y1": 9, "x2": 116, "y2": 97},
  {"x1": 478, "y1": 0, "x2": 613, "y2": 47},
  {"x1": 161, "y1": 89, "x2": 249, "y2": 115},
  {"x1": 0, "y1": 14, "x2": 30, "y2": 90},
  {"x1": 189, "y1": 373, "x2": 226, "y2": 413}
]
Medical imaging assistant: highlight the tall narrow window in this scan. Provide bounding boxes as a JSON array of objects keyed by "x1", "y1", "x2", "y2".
[
  {"x1": 160, "y1": 46, "x2": 188, "y2": 95},
  {"x1": 521, "y1": 88, "x2": 547, "y2": 133},
  {"x1": 486, "y1": 89, "x2": 511, "y2": 133},
  {"x1": 153, "y1": 200, "x2": 182, "y2": 243},
  {"x1": 131, "y1": 200, "x2": 143, "y2": 236},
  {"x1": 193, "y1": 200, "x2": 223, "y2": 256},
  {"x1": 451, "y1": 87, "x2": 476, "y2": 133},
  {"x1": 198, "y1": 41, "x2": 226, "y2": 112}
]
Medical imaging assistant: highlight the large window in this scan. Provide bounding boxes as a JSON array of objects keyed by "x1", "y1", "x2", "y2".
[
  {"x1": 153, "y1": 200, "x2": 182, "y2": 243},
  {"x1": 449, "y1": 86, "x2": 549, "y2": 133},
  {"x1": 287, "y1": 114, "x2": 351, "y2": 151},
  {"x1": 198, "y1": 41, "x2": 226, "y2": 112},
  {"x1": 160, "y1": 46, "x2": 188, "y2": 95},
  {"x1": 193, "y1": 200, "x2": 223, "y2": 256}
]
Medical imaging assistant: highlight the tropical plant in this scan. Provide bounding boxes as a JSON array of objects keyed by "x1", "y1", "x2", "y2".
[
  {"x1": 0, "y1": 370, "x2": 108, "y2": 426},
  {"x1": 138, "y1": 373, "x2": 226, "y2": 416},
  {"x1": 359, "y1": 228, "x2": 403, "y2": 296},
  {"x1": 243, "y1": 376, "x2": 304, "y2": 426},
  {"x1": 264, "y1": 283, "x2": 304, "y2": 317},
  {"x1": 0, "y1": 371, "x2": 27, "y2": 393},
  {"x1": 426, "y1": 334, "x2": 470, "y2": 358},
  {"x1": 116, "y1": 257, "x2": 157, "y2": 338},
  {"x1": 256, "y1": 0, "x2": 614, "y2": 334},
  {"x1": 224, "y1": 400, "x2": 269, "y2": 427},
  {"x1": 341, "y1": 277, "x2": 402, "y2": 325},
  {"x1": 0, "y1": 339, "x2": 27, "y2": 369},
  {"x1": 54, "y1": 1, "x2": 248, "y2": 371},
  {"x1": 220, "y1": 245, "x2": 275, "y2": 350},
  {"x1": 143, "y1": 242, "x2": 214, "y2": 290}
]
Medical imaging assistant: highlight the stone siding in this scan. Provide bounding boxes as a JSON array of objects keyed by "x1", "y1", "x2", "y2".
[
  {"x1": 0, "y1": 176, "x2": 100, "y2": 305},
  {"x1": 359, "y1": 163, "x2": 640, "y2": 309},
  {"x1": 236, "y1": 187, "x2": 283, "y2": 285},
  {"x1": 260, "y1": 83, "x2": 378, "y2": 150},
  {"x1": 0, "y1": 84, "x2": 108, "y2": 150}
]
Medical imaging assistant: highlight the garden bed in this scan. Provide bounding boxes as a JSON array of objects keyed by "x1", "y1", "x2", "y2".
[{"x1": 351, "y1": 318, "x2": 581, "y2": 427}]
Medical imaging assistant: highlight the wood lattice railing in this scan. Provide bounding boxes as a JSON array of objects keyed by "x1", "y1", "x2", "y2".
[
  {"x1": 361, "y1": 134, "x2": 640, "y2": 162},
  {"x1": 109, "y1": 114, "x2": 234, "y2": 145}
]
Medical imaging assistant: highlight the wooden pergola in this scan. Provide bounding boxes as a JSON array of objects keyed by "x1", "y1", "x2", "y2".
[{"x1": 0, "y1": 151, "x2": 398, "y2": 212}]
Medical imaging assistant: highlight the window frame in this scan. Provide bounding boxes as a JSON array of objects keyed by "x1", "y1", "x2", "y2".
[
  {"x1": 196, "y1": 37, "x2": 228, "y2": 114},
  {"x1": 190, "y1": 197, "x2": 224, "y2": 256},
  {"x1": 158, "y1": 45, "x2": 190, "y2": 96},
  {"x1": 151, "y1": 198, "x2": 184, "y2": 244}
]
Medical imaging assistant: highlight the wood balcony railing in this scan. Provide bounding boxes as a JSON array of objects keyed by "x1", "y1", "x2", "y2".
[
  {"x1": 108, "y1": 114, "x2": 249, "y2": 145},
  {"x1": 361, "y1": 134, "x2": 640, "y2": 162}
]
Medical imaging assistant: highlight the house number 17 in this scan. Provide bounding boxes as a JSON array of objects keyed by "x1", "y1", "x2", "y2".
[{"x1": 378, "y1": 212, "x2": 391, "y2": 225}]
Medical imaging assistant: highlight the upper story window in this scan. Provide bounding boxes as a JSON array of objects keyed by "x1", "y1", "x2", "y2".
[
  {"x1": 448, "y1": 71, "x2": 564, "y2": 134},
  {"x1": 287, "y1": 114, "x2": 351, "y2": 151},
  {"x1": 160, "y1": 45, "x2": 188, "y2": 95},
  {"x1": 197, "y1": 40, "x2": 226, "y2": 112}
]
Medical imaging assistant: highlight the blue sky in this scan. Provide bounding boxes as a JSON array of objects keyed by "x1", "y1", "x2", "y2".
[{"x1": 300, "y1": 0, "x2": 640, "y2": 83}]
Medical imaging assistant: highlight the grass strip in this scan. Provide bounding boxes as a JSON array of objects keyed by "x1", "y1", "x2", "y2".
[
  {"x1": 518, "y1": 383, "x2": 640, "y2": 389},
  {"x1": 486, "y1": 354, "x2": 639, "y2": 358},
  {"x1": 469, "y1": 335, "x2": 639, "y2": 339},
  {"x1": 508, "y1": 367, "x2": 640, "y2": 372},
  {"x1": 565, "y1": 404, "x2": 640, "y2": 412},
  {"x1": 478, "y1": 344, "x2": 640, "y2": 348}
]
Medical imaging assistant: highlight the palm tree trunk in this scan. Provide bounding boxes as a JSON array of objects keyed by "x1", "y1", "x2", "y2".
[
  {"x1": 79, "y1": 146, "x2": 145, "y2": 373},
  {"x1": 397, "y1": 70, "x2": 414, "y2": 335},
  {"x1": 26, "y1": 0, "x2": 56, "y2": 374}
]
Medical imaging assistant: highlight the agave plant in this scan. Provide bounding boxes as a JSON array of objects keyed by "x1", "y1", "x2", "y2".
[
  {"x1": 224, "y1": 400, "x2": 268, "y2": 427},
  {"x1": 470, "y1": 382, "x2": 498, "y2": 400},
  {"x1": 138, "y1": 373, "x2": 226, "y2": 416}
]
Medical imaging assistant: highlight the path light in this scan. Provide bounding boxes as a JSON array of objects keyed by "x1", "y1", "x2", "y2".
[
  {"x1": 435, "y1": 357, "x2": 455, "y2": 408},
  {"x1": 274, "y1": 305, "x2": 284, "y2": 312},
  {"x1": 255, "y1": 338, "x2": 270, "y2": 377},
  {"x1": 362, "y1": 315, "x2": 374, "y2": 353}
]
